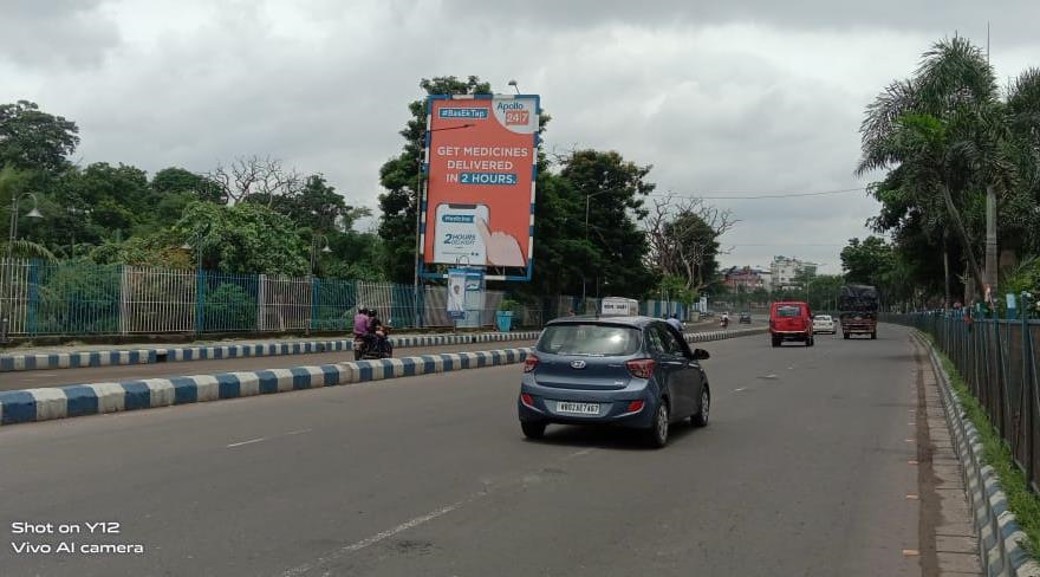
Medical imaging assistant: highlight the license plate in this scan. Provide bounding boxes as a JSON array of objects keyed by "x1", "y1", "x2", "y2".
[{"x1": 556, "y1": 402, "x2": 600, "y2": 415}]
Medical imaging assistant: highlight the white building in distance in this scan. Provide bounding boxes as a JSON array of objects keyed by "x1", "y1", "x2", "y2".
[{"x1": 770, "y1": 256, "x2": 818, "y2": 292}]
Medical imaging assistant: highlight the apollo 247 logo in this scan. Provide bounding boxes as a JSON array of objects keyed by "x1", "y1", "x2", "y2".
[{"x1": 496, "y1": 101, "x2": 529, "y2": 126}]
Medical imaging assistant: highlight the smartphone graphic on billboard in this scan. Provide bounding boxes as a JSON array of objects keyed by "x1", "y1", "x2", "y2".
[{"x1": 433, "y1": 203, "x2": 489, "y2": 266}]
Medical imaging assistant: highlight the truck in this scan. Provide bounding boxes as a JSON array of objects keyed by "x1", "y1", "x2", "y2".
[{"x1": 838, "y1": 284, "x2": 879, "y2": 340}]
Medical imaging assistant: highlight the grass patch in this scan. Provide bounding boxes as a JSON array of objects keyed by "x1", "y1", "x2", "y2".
[{"x1": 923, "y1": 334, "x2": 1040, "y2": 557}]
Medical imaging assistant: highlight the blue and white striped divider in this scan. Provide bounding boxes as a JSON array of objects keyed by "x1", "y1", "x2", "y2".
[
  {"x1": 0, "y1": 348, "x2": 533, "y2": 426},
  {"x1": 918, "y1": 333, "x2": 1040, "y2": 577},
  {"x1": 0, "y1": 349, "x2": 157, "y2": 372},
  {"x1": 0, "y1": 331, "x2": 544, "y2": 373},
  {"x1": 684, "y1": 327, "x2": 767, "y2": 343}
]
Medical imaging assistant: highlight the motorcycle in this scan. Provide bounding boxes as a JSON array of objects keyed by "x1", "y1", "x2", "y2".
[
  {"x1": 720, "y1": 316, "x2": 729, "y2": 329},
  {"x1": 353, "y1": 327, "x2": 393, "y2": 360}
]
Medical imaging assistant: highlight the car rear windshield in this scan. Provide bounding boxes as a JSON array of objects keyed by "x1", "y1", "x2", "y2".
[
  {"x1": 815, "y1": 315, "x2": 831, "y2": 321},
  {"x1": 776, "y1": 305, "x2": 804, "y2": 317},
  {"x1": 536, "y1": 324, "x2": 642, "y2": 356}
]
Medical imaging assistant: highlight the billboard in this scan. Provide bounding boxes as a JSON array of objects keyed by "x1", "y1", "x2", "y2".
[{"x1": 420, "y1": 94, "x2": 539, "y2": 281}]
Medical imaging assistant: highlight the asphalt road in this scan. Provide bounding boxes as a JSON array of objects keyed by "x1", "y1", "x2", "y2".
[
  {"x1": 0, "y1": 341, "x2": 538, "y2": 391},
  {"x1": 0, "y1": 326, "x2": 921, "y2": 577}
]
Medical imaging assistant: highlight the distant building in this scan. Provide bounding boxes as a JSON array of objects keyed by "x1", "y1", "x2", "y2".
[
  {"x1": 723, "y1": 266, "x2": 769, "y2": 292},
  {"x1": 770, "y1": 256, "x2": 818, "y2": 292}
]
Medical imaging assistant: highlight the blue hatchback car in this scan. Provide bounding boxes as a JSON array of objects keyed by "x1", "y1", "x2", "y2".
[{"x1": 518, "y1": 315, "x2": 711, "y2": 448}]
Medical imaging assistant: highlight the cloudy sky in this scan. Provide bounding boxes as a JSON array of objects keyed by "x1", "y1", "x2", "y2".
[{"x1": 3, "y1": 0, "x2": 1039, "y2": 275}]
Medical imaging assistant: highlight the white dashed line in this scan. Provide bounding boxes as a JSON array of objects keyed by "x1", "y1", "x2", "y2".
[{"x1": 226, "y1": 437, "x2": 266, "y2": 448}]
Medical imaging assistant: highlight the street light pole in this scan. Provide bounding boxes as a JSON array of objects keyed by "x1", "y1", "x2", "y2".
[
  {"x1": 581, "y1": 190, "x2": 613, "y2": 310},
  {"x1": 1, "y1": 192, "x2": 44, "y2": 344}
]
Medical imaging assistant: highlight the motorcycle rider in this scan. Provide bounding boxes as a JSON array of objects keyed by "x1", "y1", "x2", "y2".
[
  {"x1": 666, "y1": 313, "x2": 684, "y2": 333},
  {"x1": 720, "y1": 311, "x2": 730, "y2": 328},
  {"x1": 353, "y1": 307, "x2": 373, "y2": 354},
  {"x1": 367, "y1": 309, "x2": 389, "y2": 356}
]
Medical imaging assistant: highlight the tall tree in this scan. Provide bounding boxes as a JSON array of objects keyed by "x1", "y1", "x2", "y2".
[
  {"x1": 272, "y1": 174, "x2": 370, "y2": 233},
  {"x1": 377, "y1": 76, "x2": 492, "y2": 284},
  {"x1": 152, "y1": 167, "x2": 224, "y2": 203},
  {"x1": 0, "y1": 100, "x2": 79, "y2": 175},
  {"x1": 644, "y1": 196, "x2": 732, "y2": 295},
  {"x1": 840, "y1": 236, "x2": 894, "y2": 286},
  {"x1": 857, "y1": 37, "x2": 1017, "y2": 298},
  {"x1": 210, "y1": 155, "x2": 301, "y2": 206},
  {"x1": 558, "y1": 149, "x2": 655, "y2": 299}
]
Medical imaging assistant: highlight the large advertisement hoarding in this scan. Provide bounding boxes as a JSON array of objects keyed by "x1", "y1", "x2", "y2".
[{"x1": 421, "y1": 94, "x2": 539, "y2": 281}]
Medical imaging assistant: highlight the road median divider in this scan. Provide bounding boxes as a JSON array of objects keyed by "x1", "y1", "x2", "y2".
[
  {"x1": 0, "y1": 325, "x2": 767, "y2": 427},
  {"x1": 0, "y1": 331, "x2": 543, "y2": 373}
]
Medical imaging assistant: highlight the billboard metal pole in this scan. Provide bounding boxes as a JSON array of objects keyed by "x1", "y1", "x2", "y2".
[{"x1": 413, "y1": 158, "x2": 423, "y2": 329}]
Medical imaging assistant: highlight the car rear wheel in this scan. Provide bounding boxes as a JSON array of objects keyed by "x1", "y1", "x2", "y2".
[
  {"x1": 521, "y1": 421, "x2": 546, "y2": 440},
  {"x1": 691, "y1": 387, "x2": 710, "y2": 428},
  {"x1": 870, "y1": 331, "x2": 877, "y2": 340},
  {"x1": 771, "y1": 336, "x2": 781, "y2": 348},
  {"x1": 807, "y1": 334, "x2": 814, "y2": 347},
  {"x1": 646, "y1": 401, "x2": 670, "y2": 448}
]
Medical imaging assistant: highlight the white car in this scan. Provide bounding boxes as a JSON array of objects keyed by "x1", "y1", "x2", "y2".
[{"x1": 812, "y1": 314, "x2": 836, "y2": 334}]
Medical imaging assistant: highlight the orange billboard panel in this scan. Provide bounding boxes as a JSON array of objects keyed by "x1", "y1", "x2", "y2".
[{"x1": 421, "y1": 94, "x2": 539, "y2": 279}]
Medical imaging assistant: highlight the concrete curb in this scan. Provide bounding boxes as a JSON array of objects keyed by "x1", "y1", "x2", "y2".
[
  {"x1": 0, "y1": 331, "x2": 543, "y2": 373},
  {"x1": 0, "y1": 349, "x2": 533, "y2": 426},
  {"x1": 915, "y1": 332, "x2": 1040, "y2": 577},
  {"x1": 0, "y1": 326, "x2": 767, "y2": 427}
]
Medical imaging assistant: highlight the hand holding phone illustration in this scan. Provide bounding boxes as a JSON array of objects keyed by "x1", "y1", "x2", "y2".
[{"x1": 475, "y1": 218, "x2": 525, "y2": 267}]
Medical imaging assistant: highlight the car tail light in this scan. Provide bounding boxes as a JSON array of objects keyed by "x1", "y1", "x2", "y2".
[
  {"x1": 523, "y1": 355, "x2": 539, "y2": 373},
  {"x1": 626, "y1": 400, "x2": 645, "y2": 413},
  {"x1": 625, "y1": 358, "x2": 655, "y2": 379},
  {"x1": 520, "y1": 393, "x2": 536, "y2": 408}
]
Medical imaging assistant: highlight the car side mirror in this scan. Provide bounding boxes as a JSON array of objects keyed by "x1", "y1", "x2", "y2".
[{"x1": 691, "y1": 348, "x2": 710, "y2": 361}]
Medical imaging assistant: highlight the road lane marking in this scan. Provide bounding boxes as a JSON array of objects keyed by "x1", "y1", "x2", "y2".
[
  {"x1": 280, "y1": 447, "x2": 598, "y2": 576},
  {"x1": 227, "y1": 437, "x2": 266, "y2": 448},
  {"x1": 286, "y1": 429, "x2": 313, "y2": 436},
  {"x1": 282, "y1": 499, "x2": 468, "y2": 577},
  {"x1": 734, "y1": 387, "x2": 748, "y2": 392}
]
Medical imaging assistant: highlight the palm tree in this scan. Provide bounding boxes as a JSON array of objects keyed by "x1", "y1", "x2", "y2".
[{"x1": 857, "y1": 36, "x2": 1008, "y2": 298}]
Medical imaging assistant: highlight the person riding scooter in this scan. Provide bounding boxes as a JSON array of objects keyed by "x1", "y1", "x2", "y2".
[{"x1": 720, "y1": 312, "x2": 730, "y2": 328}]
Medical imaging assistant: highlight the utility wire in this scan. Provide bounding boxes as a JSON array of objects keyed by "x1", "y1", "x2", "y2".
[{"x1": 647, "y1": 187, "x2": 868, "y2": 200}]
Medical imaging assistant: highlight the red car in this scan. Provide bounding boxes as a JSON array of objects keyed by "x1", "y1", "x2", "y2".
[{"x1": 769, "y1": 301, "x2": 814, "y2": 347}]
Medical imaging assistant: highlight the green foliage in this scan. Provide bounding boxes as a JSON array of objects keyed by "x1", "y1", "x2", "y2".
[
  {"x1": 151, "y1": 167, "x2": 223, "y2": 203},
  {"x1": 1002, "y1": 254, "x2": 1040, "y2": 295},
  {"x1": 0, "y1": 100, "x2": 79, "y2": 175},
  {"x1": 558, "y1": 149, "x2": 655, "y2": 298},
  {"x1": 659, "y1": 275, "x2": 695, "y2": 305},
  {"x1": 91, "y1": 230, "x2": 194, "y2": 269},
  {"x1": 175, "y1": 201, "x2": 309, "y2": 276},
  {"x1": 33, "y1": 261, "x2": 122, "y2": 335},
  {"x1": 859, "y1": 37, "x2": 1040, "y2": 305},
  {"x1": 498, "y1": 298, "x2": 524, "y2": 315},
  {"x1": 841, "y1": 236, "x2": 894, "y2": 286},
  {"x1": 203, "y1": 282, "x2": 257, "y2": 332}
]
